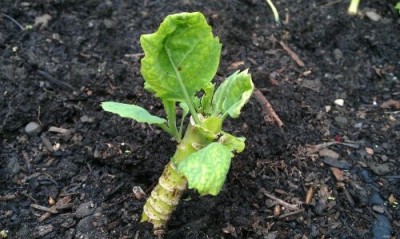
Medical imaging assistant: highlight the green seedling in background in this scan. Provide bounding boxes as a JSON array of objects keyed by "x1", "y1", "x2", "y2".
[
  {"x1": 348, "y1": 0, "x2": 360, "y2": 15},
  {"x1": 101, "y1": 12, "x2": 254, "y2": 233},
  {"x1": 396, "y1": 2, "x2": 400, "y2": 14},
  {"x1": 265, "y1": 0, "x2": 280, "y2": 24}
]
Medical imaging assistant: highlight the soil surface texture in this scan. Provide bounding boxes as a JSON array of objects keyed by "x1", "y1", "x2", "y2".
[{"x1": 1, "y1": 1, "x2": 400, "y2": 238}]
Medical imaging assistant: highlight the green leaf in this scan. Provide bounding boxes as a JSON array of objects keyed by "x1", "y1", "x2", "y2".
[
  {"x1": 101, "y1": 102, "x2": 166, "y2": 124},
  {"x1": 162, "y1": 100, "x2": 180, "y2": 140},
  {"x1": 200, "y1": 83, "x2": 215, "y2": 115},
  {"x1": 212, "y1": 69, "x2": 254, "y2": 118},
  {"x1": 179, "y1": 102, "x2": 190, "y2": 117},
  {"x1": 140, "y1": 12, "x2": 222, "y2": 102},
  {"x1": 219, "y1": 133, "x2": 246, "y2": 153},
  {"x1": 200, "y1": 116, "x2": 222, "y2": 136},
  {"x1": 177, "y1": 142, "x2": 233, "y2": 196},
  {"x1": 178, "y1": 102, "x2": 190, "y2": 137}
]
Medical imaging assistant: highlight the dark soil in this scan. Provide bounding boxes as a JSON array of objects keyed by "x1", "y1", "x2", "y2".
[{"x1": 1, "y1": 1, "x2": 400, "y2": 238}]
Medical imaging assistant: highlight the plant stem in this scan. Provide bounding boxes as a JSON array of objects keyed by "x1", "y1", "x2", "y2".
[
  {"x1": 140, "y1": 161, "x2": 186, "y2": 230},
  {"x1": 141, "y1": 120, "x2": 213, "y2": 232},
  {"x1": 265, "y1": 0, "x2": 280, "y2": 24},
  {"x1": 348, "y1": 0, "x2": 360, "y2": 15},
  {"x1": 165, "y1": 47, "x2": 200, "y2": 125}
]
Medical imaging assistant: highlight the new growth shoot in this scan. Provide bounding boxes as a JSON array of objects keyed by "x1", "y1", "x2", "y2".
[
  {"x1": 101, "y1": 12, "x2": 254, "y2": 234},
  {"x1": 348, "y1": 0, "x2": 360, "y2": 15},
  {"x1": 266, "y1": 0, "x2": 280, "y2": 24}
]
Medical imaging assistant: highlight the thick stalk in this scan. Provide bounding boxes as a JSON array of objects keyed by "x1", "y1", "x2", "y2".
[{"x1": 141, "y1": 120, "x2": 213, "y2": 231}]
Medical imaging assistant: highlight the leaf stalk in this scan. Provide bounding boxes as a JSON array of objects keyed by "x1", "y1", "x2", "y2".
[{"x1": 165, "y1": 47, "x2": 201, "y2": 125}]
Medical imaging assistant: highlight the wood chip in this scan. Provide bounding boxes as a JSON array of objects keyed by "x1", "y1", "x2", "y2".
[
  {"x1": 381, "y1": 99, "x2": 400, "y2": 109},
  {"x1": 330, "y1": 167, "x2": 344, "y2": 182},
  {"x1": 305, "y1": 186, "x2": 314, "y2": 204}
]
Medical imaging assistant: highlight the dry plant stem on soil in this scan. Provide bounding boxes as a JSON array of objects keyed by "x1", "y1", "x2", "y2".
[
  {"x1": 269, "y1": 35, "x2": 304, "y2": 67},
  {"x1": 261, "y1": 189, "x2": 299, "y2": 211},
  {"x1": 253, "y1": 88, "x2": 284, "y2": 127}
]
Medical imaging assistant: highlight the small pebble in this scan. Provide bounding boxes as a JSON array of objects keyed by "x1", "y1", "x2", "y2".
[
  {"x1": 319, "y1": 148, "x2": 340, "y2": 159},
  {"x1": 103, "y1": 19, "x2": 116, "y2": 29},
  {"x1": 7, "y1": 155, "x2": 20, "y2": 176},
  {"x1": 80, "y1": 115, "x2": 94, "y2": 123},
  {"x1": 75, "y1": 201, "x2": 96, "y2": 219},
  {"x1": 369, "y1": 162, "x2": 393, "y2": 176},
  {"x1": 325, "y1": 105, "x2": 332, "y2": 112},
  {"x1": 323, "y1": 157, "x2": 351, "y2": 169},
  {"x1": 334, "y1": 99, "x2": 344, "y2": 106},
  {"x1": 365, "y1": 10, "x2": 382, "y2": 22},
  {"x1": 34, "y1": 225, "x2": 53, "y2": 237},
  {"x1": 372, "y1": 205, "x2": 385, "y2": 214},
  {"x1": 381, "y1": 155, "x2": 388, "y2": 162},
  {"x1": 354, "y1": 122, "x2": 363, "y2": 129},
  {"x1": 24, "y1": 122, "x2": 42, "y2": 136},
  {"x1": 333, "y1": 48, "x2": 343, "y2": 61},
  {"x1": 365, "y1": 147, "x2": 374, "y2": 155}
]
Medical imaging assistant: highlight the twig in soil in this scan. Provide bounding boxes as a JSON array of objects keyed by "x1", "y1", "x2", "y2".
[
  {"x1": 30, "y1": 203, "x2": 58, "y2": 214},
  {"x1": 0, "y1": 194, "x2": 17, "y2": 201},
  {"x1": 1, "y1": 12, "x2": 25, "y2": 31},
  {"x1": 306, "y1": 142, "x2": 336, "y2": 154},
  {"x1": 270, "y1": 35, "x2": 304, "y2": 67},
  {"x1": 342, "y1": 186, "x2": 355, "y2": 207},
  {"x1": 278, "y1": 208, "x2": 305, "y2": 219},
  {"x1": 278, "y1": 41, "x2": 304, "y2": 67},
  {"x1": 253, "y1": 88, "x2": 284, "y2": 127},
  {"x1": 260, "y1": 188, "x2": 299, "y2": 211},
  {"x1": 37, "y1": 69, "x2": 78, "y2": 92}
]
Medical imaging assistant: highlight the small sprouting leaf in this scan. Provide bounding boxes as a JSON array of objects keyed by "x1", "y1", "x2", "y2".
[
  {"x1": 219, "y1": 133, "x2": 246, "y2": 153},
  {"x1": 200, "y1": 83, "x2": 215, "y2": 115},
  {"x1": 179, "y1": 102, "x2": 190, "y2": 117},
  {"x1": 177, "y1": 142, "x2": 233, "y2": 196},
  {"x1": 102, "y1": 102, "x2": 166, "y2": 124},
  {"x1": 140, "y1": 12, "x2": 222, "y2": 102},
  {"x1": 200, "y1": 116, "x2": 222, "y2": 135},
  {"x1": 212, "y1": 69, "x2": 254, "y2": 118}
]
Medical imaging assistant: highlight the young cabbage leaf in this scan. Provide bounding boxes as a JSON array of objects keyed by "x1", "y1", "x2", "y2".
[
  {"x1": 140, "y1": 12, "x2": 222, "y2": 102},
  {"x1": 177, "y1": 142, "x2": 233, "y2": 196},
  {"x1": 212, "y1": 69, "x2": 254, "y2": 119}
]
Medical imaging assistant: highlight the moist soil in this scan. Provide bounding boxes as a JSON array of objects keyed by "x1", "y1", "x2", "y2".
[{"x1": 1, "y1": 1, "x2": 400, "y2": 238}]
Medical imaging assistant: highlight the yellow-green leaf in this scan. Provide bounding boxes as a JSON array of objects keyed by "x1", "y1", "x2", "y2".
[
  {"x1": 140, "y1": 12, "x2": 222, "y2": 102},
  {"x1": 177, "y1": 142, "x2": 233, "y2": 196},
  {"x1": 101, "y1": 102, "x2": 166, "y2": 124},
  {"x1": 212, "y1": 70, "x2": 254, "y2": 118}
]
